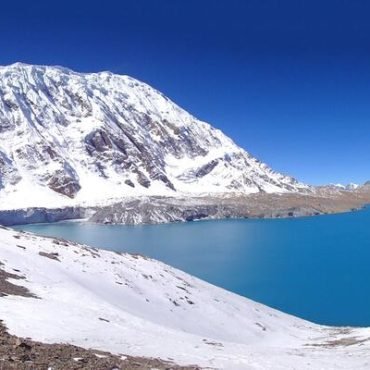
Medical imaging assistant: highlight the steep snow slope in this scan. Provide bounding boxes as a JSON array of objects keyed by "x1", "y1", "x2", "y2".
[
  {"x1": 1, "y1": 226, "x2": 370, "y2": 369},
  {"x1": 0, "y1": 63, "x2": 309, "y2": 209}
]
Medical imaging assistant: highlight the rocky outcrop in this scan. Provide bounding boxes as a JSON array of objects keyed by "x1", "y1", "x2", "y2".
[
  {"x1": 47, "y1": 169, "x2": 81, "y2": 198},
  {"x1": 0, "y1": 322, "x2": 197, "y2": 370}
]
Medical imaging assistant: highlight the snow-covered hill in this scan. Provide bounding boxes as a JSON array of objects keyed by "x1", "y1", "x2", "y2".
[
  {"x1": 1, "y1": 226, "x2": 370, "y2": 369},
  {"x1": 0, "y1": 63, "x2": 308, "y2": 209},
  {"x1": 327, "y1": 183, "x2": 359, "y2": 191}
]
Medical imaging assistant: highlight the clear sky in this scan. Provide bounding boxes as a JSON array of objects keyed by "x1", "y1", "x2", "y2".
[{"x1": 0, "y1": 0, "x2": 369, "y2": 185}]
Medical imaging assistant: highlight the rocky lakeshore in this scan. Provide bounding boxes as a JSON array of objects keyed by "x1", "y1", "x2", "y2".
[
  {"x1": 1, "y1": 186, "x2": 370, "y2": 226},
  {"x1": 0, "y1": 322, "x2": 198, "y2": 370}
]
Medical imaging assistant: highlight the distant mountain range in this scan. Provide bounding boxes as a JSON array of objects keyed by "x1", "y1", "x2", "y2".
[
  {"x1": 327, "y1": 183, "x2": 359, "y2": 191},
  {"x1": 0, "y1": 63, "x2": 309, "y2": 209}
]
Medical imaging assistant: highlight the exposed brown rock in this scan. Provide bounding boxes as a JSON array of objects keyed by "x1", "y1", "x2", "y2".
[
  {"x1": 0, "y1": 264, "x2": 37, "y2": 298},
  {"x1": 38, "y1": 251, "x2": 60, "y2": 261},
  {"x1": 47, "y1": 171, "x2": 81, "y2": 198},
  {"x1": 0, "y1": 322, "x2": 200, "y2": 370}
]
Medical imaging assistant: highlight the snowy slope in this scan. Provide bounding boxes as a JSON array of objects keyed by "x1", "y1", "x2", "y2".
[
  {"x1": 1, "y1": 226, "x2": 370, "y2": 369},
  {"x1": 0, "y1": 63, "x2": 309, "y2": 209}
]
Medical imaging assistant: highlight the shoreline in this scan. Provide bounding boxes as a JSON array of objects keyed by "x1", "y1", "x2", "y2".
[{"x1": 1, "y1": 189, "x2": 370, "y2": 227}]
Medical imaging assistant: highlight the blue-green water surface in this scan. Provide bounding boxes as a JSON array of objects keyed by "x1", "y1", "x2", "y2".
[{"x1": 15, "y1": 208, "x2": 370, "y2": 326}]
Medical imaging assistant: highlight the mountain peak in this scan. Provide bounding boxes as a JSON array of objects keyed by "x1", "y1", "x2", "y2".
[{"x1": 0, "y1": 63, "x2": 309, "y2": 209}]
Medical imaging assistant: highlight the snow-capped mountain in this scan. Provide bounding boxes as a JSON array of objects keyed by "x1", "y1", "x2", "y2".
[
  {"x1": 326, "y1": 183, "x2": 359, "y2": 191},
  {"x1": 0, "y1": 63, "x2": 308, "y2": 208}
]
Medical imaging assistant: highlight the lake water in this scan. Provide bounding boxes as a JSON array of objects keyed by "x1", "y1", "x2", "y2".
[{"x1": 15, "y1": 207, "x2": 370, "y2": 327}]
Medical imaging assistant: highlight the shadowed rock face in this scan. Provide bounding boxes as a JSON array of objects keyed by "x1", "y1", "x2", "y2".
[
  {"x1": 0, "y1": 207, "x2": 84, "y2": 226},
  {"x1": 0, "y1": 150, "x2": 21, "y2": 190},
  {"x1": 0, "y1": 63, "x2": 309, "y2": 202},
  {"x1": 47, "y1": 169, "x2": 81, "y2": 198},
  {"x1": 48, "y1": 176, "x2": 81, "y2": 198},
  {"x1": 195, "y1": 159, "x2": 219, "y2": 178}
]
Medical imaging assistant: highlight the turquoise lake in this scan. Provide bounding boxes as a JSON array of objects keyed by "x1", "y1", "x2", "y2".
[{"x1": 15, "y1": 207, "x2": 370, "y2": 327}]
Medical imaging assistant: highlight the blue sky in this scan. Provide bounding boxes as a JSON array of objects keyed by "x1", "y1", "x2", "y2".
[{"x1": 0, "y1": 0, "x2": 369, "y2": 185}]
